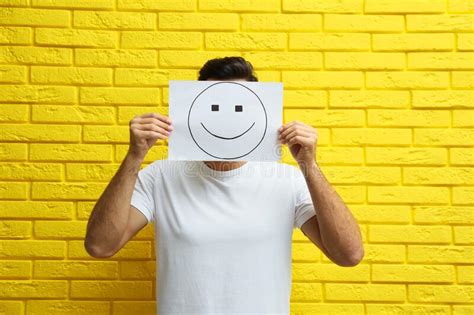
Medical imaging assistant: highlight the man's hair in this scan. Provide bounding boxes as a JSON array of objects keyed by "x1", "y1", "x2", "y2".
[{"x1": 198, "y1": 56, "x2": 258, "y2": 81}]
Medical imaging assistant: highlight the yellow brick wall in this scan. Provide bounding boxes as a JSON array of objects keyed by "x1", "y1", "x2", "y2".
[{"x1": 0, "y1": 0, "x2": 473, "y2": 314}]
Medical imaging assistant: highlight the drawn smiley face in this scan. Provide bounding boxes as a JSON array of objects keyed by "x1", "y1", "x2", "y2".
[{"x1": 187, "y1": 82, "x2": 267, "y2": 160}]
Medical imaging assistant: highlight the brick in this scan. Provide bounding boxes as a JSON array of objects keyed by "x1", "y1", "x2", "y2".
[
  {"x1": 0, "y1": 163, "x2": 61, "y2": 181},
  {"x1": 454, "y1": 110, "x2": 474, "y2": 127},
  {"x1": 26, "y1": 300, "x2": 110, "y2": 315},
  {"x1": 409, "y1": 285, "x2": 474, "y2": 303},
  {"x1": 450, "y1": 148, "x2": 474, "y2": 165},
  {"x1": 0, "y1": 0, "x2": 27, "y2": 5},
  {"x1": 365, "y1": 0, "x2": 445, "y2": 13},
  {"x1": 159, "y1": 13, "x2": 238, "y2": 30},
  {"x1": 368, "y1": 187, "x2": 449, "y2": 204},
  {"x1": 0, "y1": 65, "x2": 26, "y2": 83},
  {"x1": 68, "y1": 240, "x2": 152, "y2": 259},
  {"x1": 373, "y1": 34, "x2": 454, "y2": 51},
  {"x1": 366, "y1": 147, "x2": 447, "y2": 166},
  {"x1": 452, "y1": 71, "x2": 474, "y2": 88},
  {"x1": 322, "y1": 166, "x2": 400, "y2": 184},
  {"x1": 34, "y1": 221, "x2": 86, "y2": 239},
  {"x1": 0, "y1": 144, "x2": 27, "y2": 161},
  {"x1": 333, "y1": 185, "x2": 366, "y2": 204},
  {"x1": 113, "y1": 302, "x2": 157, "y2": 315},
  {"x1": 32, "y1": 105, "x2": 114, "y2": 124},
  {"x1": 0, "y1": 240, "x2": 65, "y2": 258},
  {"x1": 455, "y1": 227, "x2": 474, "y2": 244},
  {"x1": 35, "y1": 28, "x2": 115, "y2": 48},
  {"x1": 361, "y1": 244, "x2": 405, "y2": 263},
  {"x1": 74, "y1": 11, "x2": 155, "y2": 30},
  {"x1": 366, "y1": 305, "x2": 450, "y2": 314},
  {"x1": 291, "y1": 303, "x2": 364, "y2": 314},
  {"x1": 0, "y1": 8, "x2": 69, "y2": 26},
  {"x1": 369, "y1": 225, "x2": 451, "y2": 244},
  {"x1": 408, "y1": 245, "x2": 474, "y2": 263},
  {"x1": 372, "y1": 264, "x2": 454, "y2": 283},
  {"x1": 30, "y1": 144, "x2": 112, "y2": 162},
  {"x1": 326, "y1": 52, "x2": 405, "y2": 70},
  {"x1": 0, "y1": 221, "x2": 31, "y2": 239},
  {"x1": 115, "y1": 69, "x2": 168, "y2": 86},
  {"x1": 453, "y1": 305, "x2": 474, "y2": 314},
  {"x1": 0, "y1": 201, "x2": 73, "y2": 219},
  {"x1": 458, "y1": 266, "x2": 474, "y2": 284},
  {"x1": 0, "y1": 27, "x2": 31, "y2": 45},
  {"x1": 80, "y1": 87, "x2": 160, "y2": 105},
  {"x1": 83, "y1": 126, "x2": 129, "y2": 143},
  {"x1": 415, "y1": 128, "x2": 474, "y2": 146},
  {"x1": 414, "y1": 206, "x2": 474, "y2": 224},
  {"x1": 200, "y1": 0, "x2": 280, "y2": 12},
  {"x1": 32, "y1": 182, "x2": 106, "y2": 200},
  {"x1": 118, "y1": 0, "x2": 195, "y2": 10},
  {"x1": 407, "y1": 14, "x2": 474, "y2": 31},
  {"x1": 35, "y1": 260, "x2": 117, "y2": 279},
  {"x1": 285, "y1": 109, "x2": 364, "y2": 127},
  {"x1": 115, "y1": 144, "x2": 168, "y2": 163},
  {"x1": 408, "y1": 53, "x2": 474, "y2": 70},
  {"x1": 330, "y1": 90, "x2": 409, "y2": 108},
  {"x1": 316, "y1": 147, "x2": 363, "y2": 165},
  {"x1": 70, "y1": 280, "x2": 152, "y2": 299},
  {"x1": 77, "y1": 202, "x2": 96, "y2": 220},
  {"x1": 159, "y1": 50, "x2": 240, "y2": 68},
  {"x1": 413, "y1": 90, "x2": 474, "y2": 108},
  {"x1": 0, "y1": 294, "x2": 21, "y2": 313},
  {"x1": 332, "y1": 128, "x2": 411, "y2": 145},
  {"x1": 293, "y1": 263, "x2": 369, "y2": 282},
  {"x1": 283, "y1": 71, "x2": 363, "y2": 89},
  {"x1": 117, "y1": 106, "x2": 167, "y2": 123},
  {"x1": 31, "y1": 66, "x2": 112, "y2": 85},
  {"x1": 368, "y1": 110, "x2": 449, "y2": 127},
  {"x1": 0, "y1": 85, "x2": 75, "y2": 103},
  {"x1": 122, "y1": 31, "x2": 201, "y2": 49},
  {"x1": 283, "y1": 90, "x2": 326, "y2": 108},
  {"x1": 0, "y1": 182, "x2": 27, "y2": 200},
  {"x1": 325, "y1": 284, "x2": 405, "y2": 302},
  {"x1": 366, "y1": 71, "x2": 449, "y2": 89},
  {"x1": 0, "y1": 280, "x2": 67, "y2": 298},
  {"x1": 0, "y1": 261, "x2": 30, "y2": 278},
  {"x1": 283, "y1": 0, "x2": 361, "y2": 13},
  {"x1": 0, "y1": 47, "x2": 71, "y2": 65},
  {"x1": 32, "y1": 0, "x2": 114, "y2": 9},
  {"x1": 206, "y1": 32, "x2": 286, "y2": 50},
  {"x1": 325, "y1": 14, "x2": 404, "y2": 32},
  {"x1": 292, "y1": 243, "x2": 321, "y2": 262},
  {"x1": 241, "y1": 14, "x2": 321, "y2": 31},
  {"x1": 120, "y1": 261, "x2": 155, "y2": 279},
  {"x1": 351, "y1": 205, "x2": 410, "y2": 223},
  {"x1": 449, "y1": 0, "x2": 474, "y2": 12},
  {"x1": 291, "y1": 282, "x2": 322, "y2": 301},
  {"x1": 244, "y1": 52, "x2": 322, "y2": 70},
  {"x1": 75, "y1": 49, "x2": 156, "y2": 67},
  {"x1": 0, "y1": 104, "x2": 28, "y2": 122},
  {"x1": 404, "y1": 167, "x2": 474, "y2": 185},
  {"x1": 458, "y1": 33, "x2": 474, "y2": 51},
  {"x1": 453, "y1": 187, "x2": 474, "y2": 205},
  {"x1": 0, "y1": 124, "x2": 80, "y2": 142},
  {"x1": 66, "y1": 164, "x2": 118, "y2": 181},
  {"x1": 290, "y1": 33, "x2": 370, "y2": 51}
]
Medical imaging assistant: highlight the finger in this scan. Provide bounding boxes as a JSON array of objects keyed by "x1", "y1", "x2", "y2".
[
  {"x1": 288, "y1": 134, "x2": 313, "y2": 146},
  {"x1": 136, "y1": 123, "x2": 170, "y2": 136},
  {"x1": 279, "y1": 125, "x2": 308, "y2": 139},
  {"x1": 134, "y1": 129, "x2": 167, "y2": 140},
  {"x1": 136, "y1": 118, "x2": 173, "y2": 131},
  {"x1": 138, "y1": 113, "x2": 172, "y2": 124},
  {"x1": 279, "y1": 121, "x2": 297, "y2": 132},
  {"x1": 283, "y1": 129, "x2": 312, "y2": 141}
]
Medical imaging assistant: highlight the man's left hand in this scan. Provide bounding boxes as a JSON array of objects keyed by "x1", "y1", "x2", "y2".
[{"x1": 278, "y1": 121, "x2": 318, "y2": 166}]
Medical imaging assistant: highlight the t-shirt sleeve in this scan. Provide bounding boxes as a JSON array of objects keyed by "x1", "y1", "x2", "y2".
[
  {"x1": 293, "y1": 166, "x2": 317, "y2": 229},
  {"x1": 130, "y1": 162, "x2": 156, "y2": 224}
]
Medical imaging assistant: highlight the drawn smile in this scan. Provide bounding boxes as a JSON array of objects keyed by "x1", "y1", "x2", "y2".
[{"x1": 200, "y1": 122, "x2": 255, "y2": 140}]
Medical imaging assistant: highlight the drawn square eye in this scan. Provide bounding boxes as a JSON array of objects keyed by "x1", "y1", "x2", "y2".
[
  {"x1": 235, "y1": 105, "x2": 243, "y2": 112},
  {"x1": 211, "y1": 104, "x2": 219, "y2": 111}
]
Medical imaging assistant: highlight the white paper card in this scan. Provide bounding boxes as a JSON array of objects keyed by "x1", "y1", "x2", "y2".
[{"x1": 168, "y1": 80, "x2": 283, "y2": 161}]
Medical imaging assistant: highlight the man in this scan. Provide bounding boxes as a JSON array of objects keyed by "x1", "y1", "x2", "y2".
[{"x1": 84, "y1": 57, "x2": 364, "y2": 314}]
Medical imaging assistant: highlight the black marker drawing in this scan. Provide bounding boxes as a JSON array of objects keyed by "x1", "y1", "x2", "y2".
[{"x1": 187, "y1": 82, "x2": 268, "y2": 160}]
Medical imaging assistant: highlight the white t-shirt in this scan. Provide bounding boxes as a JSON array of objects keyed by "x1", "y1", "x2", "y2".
[{"x1": 131, "y1": 160, "x2": 316, "y2": 315}]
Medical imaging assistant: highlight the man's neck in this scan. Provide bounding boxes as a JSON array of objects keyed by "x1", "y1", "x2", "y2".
[{"x1": 203, "y1": 161, "x2": 247, "y2": 171}]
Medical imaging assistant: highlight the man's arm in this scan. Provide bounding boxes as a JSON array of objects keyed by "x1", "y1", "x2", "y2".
[
  {"x1": 279, "y1": 121, "x2": 364, "y2": 267},
  {"x1": 84, "y1": 113, "x2": 172, "y2": 258}
]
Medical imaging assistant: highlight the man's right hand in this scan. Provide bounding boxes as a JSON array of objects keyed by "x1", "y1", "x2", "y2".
[{"x1": 128, "y1": 112, "x2": 173, "y2": 160}]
